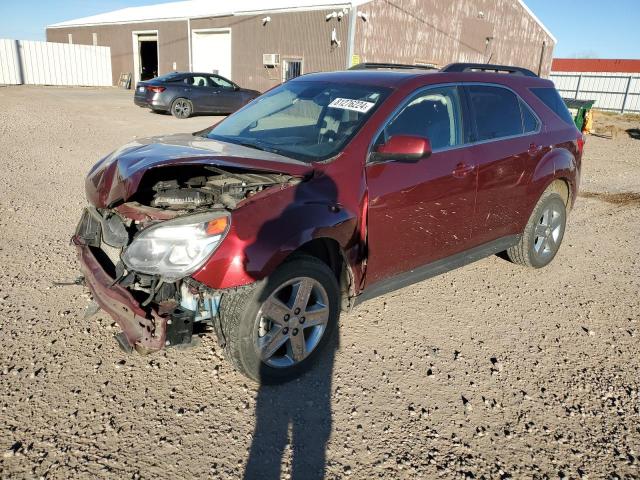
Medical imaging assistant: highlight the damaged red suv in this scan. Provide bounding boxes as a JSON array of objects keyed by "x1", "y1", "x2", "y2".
[{"x1": 74, "y1": 63, "x2": 582, "y2": 383}]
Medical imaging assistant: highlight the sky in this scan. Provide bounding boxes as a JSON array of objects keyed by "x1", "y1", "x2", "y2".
[{"x1": 0, "y1": 0, "x2": 639, "y2": 59}]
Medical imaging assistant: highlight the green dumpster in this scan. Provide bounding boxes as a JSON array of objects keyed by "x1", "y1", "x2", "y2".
[{"x1": 562, "y1": 98, "x2": 595, "y2": 132}]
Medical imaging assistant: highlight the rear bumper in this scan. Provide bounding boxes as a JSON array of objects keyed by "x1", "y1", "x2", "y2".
[
  {"x1": 72, "y1": 235, "x2": 167, "y2": 353},
  {"x1": 134, "y1": 94, "x2": 170, "y2": 110}
]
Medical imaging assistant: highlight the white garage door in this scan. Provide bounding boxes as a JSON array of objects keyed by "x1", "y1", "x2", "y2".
[{"x1": 191, "y1": 30, "x2": 231, "y2": 79}]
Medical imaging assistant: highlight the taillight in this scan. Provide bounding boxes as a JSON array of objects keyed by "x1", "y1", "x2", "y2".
[
  {"x1": 577, "y1": 134, "x2": 585, "y2": 155},
  {"x1": 148, "y1": 86, "x2": 166, "y2": 93}
]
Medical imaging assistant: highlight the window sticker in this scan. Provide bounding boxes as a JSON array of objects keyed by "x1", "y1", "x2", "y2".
[{"x1": 328, "y1": 98, "x2": 375, "y2": 113}]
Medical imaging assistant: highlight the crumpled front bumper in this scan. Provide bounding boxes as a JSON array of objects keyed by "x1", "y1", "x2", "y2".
[{"x1": 72, "y1": 235, "x2": 167, "y2": 354}]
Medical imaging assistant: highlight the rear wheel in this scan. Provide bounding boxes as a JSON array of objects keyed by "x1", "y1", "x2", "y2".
[
  {"x1": 218, "y1": 254, "x2": 339, "y2": 384},
  {"x1": 506, "y1": 187, "x2": 567, "y2": 268},
  {"x1": 171, "y1": 98, "x2": 193, "y2": 119}
]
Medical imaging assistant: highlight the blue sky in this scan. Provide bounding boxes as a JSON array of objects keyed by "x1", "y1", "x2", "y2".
[{"x1": 1, "y1": 0, "x2": 638, "y2": 59}]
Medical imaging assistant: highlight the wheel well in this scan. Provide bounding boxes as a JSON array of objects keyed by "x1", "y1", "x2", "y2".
[
  {"x1": 293, "y1": 238, "x2": 355, "y2": 311},
  {"x1": 550, "y1": 178, "x2": 570, "y2": 207}
]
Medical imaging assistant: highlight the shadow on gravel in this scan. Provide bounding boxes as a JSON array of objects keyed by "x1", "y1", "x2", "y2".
[
  {"x1": 244, "y1": 340, "x2": 337, "y2": 480},
  {"x1": 579, "y1": 191, "x2": 640, "y2": 207},
  {"x1": 626, "y1": 128, "x2": 640, "y2": 140}
]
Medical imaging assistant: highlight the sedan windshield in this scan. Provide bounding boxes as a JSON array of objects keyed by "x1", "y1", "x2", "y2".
[{"x1": 207, "y1": 81, "x2": 390, "y2": 162}]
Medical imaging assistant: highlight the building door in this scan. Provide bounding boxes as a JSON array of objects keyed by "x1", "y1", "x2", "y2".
[
  {"x1": 132, "y1": 31, "x2": 158, "y2": 85},
  {"x1": 191, "y1": 29, "x2": 231, "y2": 79}
]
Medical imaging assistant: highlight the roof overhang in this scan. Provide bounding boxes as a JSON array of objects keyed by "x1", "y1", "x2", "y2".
[{"x1": 47, "y1": 0, "x2": 372, "y2": 29}]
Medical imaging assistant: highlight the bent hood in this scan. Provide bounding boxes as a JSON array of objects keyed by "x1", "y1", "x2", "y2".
[{"x1": 85, "y1": 133, "x2": 312, "y2": 208}]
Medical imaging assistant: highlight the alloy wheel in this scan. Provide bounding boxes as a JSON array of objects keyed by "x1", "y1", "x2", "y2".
[
  {"x1": 173, "y1": 99, "x2": 191, "y2": 118},
  {"x1": 255, "y1": 277, "x2": 330, "y2": 368},
  {"x1": 533, "y1": 205, "x2": 563, "y2": 260}
]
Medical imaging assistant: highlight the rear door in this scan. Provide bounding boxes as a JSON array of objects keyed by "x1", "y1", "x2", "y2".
[
  {"x1": 208, "y1": 75, "x2": 243, "y2": 113},
  {"x1": 463, "y1": 84, "x2": 545, "y2": 245},
  {"x1": 186, "y1": 74, "x2": 216, "y2": 112},
  {"x1": 364, "y1": 85, "x2": 478, "y2": 285}
]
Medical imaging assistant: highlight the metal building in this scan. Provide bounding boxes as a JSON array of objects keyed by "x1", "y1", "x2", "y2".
[{"x1": 46, "y1": 0, "x2": 555, "y2": 92}]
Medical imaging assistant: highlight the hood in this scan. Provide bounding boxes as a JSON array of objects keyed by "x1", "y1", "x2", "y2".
[{"x1": 85, "y1": 133, "x2": 312, "y2": 208}]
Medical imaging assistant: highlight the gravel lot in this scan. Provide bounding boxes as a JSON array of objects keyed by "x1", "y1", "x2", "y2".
[{"x1": 1, "y1": 86, "x2": 639, "y2": 479}]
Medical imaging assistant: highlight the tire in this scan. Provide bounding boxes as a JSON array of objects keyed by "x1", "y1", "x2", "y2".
[
  {"x1": 170, "y1": 98, "x2": 193, "y2": 119},
  {"x1": 218, "y1": 254, "x2": 340, "y2": 384},
  {"x1": 506, "y1": 187, "x2": 567, "y2": 268}
]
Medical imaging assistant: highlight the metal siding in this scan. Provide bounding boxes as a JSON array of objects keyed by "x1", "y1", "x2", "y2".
[
  {"x1": 0, "y1": 39, "x2": 111, "y2": 86},
  {"x1": 191, "y1": 10, "x2": 349, "y2": 92},
  {"x1": 47, "y1": 20, "x2": 189, "y2": 85},
  {"x1": 353, "y1": 0, "x2": 555, "y2": 76},
  {"x1": 550, "y1": 71, "x2": 640, "y2": 113}
]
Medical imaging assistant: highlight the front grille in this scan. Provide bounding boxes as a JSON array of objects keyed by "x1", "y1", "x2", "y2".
[{"x1": 76, "y1": 208, "x2": 126, "y2": 277}]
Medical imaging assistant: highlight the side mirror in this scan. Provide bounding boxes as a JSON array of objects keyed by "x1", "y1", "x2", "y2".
[
  {"x1": 233, "y1": 84, "x2": 240, "y2": 91},
  {"x1": 370, "y1": 135, "x2": 432, "y2": 163}
]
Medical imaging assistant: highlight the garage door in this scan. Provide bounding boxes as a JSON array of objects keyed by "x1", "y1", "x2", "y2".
[{"x1": 191, "y1": 30, "x2": 231, "y2": 79}]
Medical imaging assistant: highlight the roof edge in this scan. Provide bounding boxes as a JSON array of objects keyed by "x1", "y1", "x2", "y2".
[
  {"x1": 47, "y1": 1, "x2": 371, "y2": 29},
  {"x1": 517, "y1": 0, "x2": 557, "y2": 44}
]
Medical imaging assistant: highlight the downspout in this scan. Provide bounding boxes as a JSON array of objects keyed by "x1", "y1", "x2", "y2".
[
  {"x1": 537, "y1": 40, "x2": 546, "y2": 77},
  {"x1": 346, "y1": 5, "x2": 357, "y2": 69},
  {"x1": 187, "y1": 17, "x2": 192, "y2": 71}
]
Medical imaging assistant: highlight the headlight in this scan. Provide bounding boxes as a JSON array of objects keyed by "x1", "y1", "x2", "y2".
[{"x1": 122, "y1": 212, "x2": 230, "y2": 282}]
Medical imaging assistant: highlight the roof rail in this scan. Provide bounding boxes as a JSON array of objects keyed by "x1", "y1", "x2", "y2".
[
  {"x1": 441, "y1": 63, "x2": 538, "y2": 77},
  {"x1": 349, "y1": 62, "x2": 438, "y2": 71}
]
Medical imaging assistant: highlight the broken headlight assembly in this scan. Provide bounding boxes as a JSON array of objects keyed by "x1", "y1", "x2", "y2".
[{"x1": 122, "y1": 212, "x2": 230, "y2": 282}]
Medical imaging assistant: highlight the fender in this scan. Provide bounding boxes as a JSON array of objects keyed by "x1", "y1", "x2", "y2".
[
  {"x1": 527, "y1": 146, "x2": 577, "y2": 214},
  {"x1": 192, "y1": 175, "x2": 360, "y2": 289}
]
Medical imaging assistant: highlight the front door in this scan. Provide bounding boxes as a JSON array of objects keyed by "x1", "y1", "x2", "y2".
[{"x1": 365, "y1": 85, "x2": 478, "y2": 286}]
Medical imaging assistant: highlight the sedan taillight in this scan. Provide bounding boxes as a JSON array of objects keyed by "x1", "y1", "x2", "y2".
[{"x1": 148, "y1": 86, "x2": 166, "y2": 93}]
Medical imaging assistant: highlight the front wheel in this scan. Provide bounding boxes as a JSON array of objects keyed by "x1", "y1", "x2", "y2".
[
  {"x1": 218, "y1": 255, "x2": 340, "y2": 384},
  {"x1": 170, "y1": 98, "x2": 193, "y2": 119},
  {"x1": 506, "y1": 187, "x2": 567, "y2": 268}
]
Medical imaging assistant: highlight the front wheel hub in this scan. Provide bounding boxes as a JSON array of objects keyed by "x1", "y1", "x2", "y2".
[{"x1": 254, "y1": 277, "x2": 329, "y2": 368}]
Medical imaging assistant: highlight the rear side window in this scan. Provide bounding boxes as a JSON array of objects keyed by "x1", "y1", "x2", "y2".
[
  {"x1": 530, "y1": 87, "x2": 574, "y2": 126},
  {"x1": 520, "y1": 99, "x2": 540, "y2": 133},
  {"x1": 467, "y1": 85, "x2": 522, "y2": 141}
]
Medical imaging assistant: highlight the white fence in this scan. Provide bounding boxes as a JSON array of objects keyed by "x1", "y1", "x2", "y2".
[
  {"x1": 0, "y1": 39, "x2": 112, "y2": 87},
  {"x1": 550, "y1": 71, "x2": 640, "y2": 114}
]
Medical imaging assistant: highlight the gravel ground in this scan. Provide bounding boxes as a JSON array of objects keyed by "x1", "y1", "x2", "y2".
[{"x1": 1, "y1": 86, "x2": 639, "y2": 479}]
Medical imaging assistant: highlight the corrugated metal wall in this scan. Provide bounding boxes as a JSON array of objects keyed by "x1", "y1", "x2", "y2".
[
  {"x1": 191, "y1": 10, "x2": 349, "y2": 92},
  {"x1": 47, "y1": 21, "x2": 190, "y2": 86},
  {"x1": 353, "y1": 0, "x2": 555, "y2": 76},
  {"x1": 550, "y1": 71, "x2": 640, "y2": 113},
  {"x1": 0, "y1": 39, "x2": 112, "y2": 86}
]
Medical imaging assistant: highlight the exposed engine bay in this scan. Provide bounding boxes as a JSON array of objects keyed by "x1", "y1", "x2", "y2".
[
  {"x1": 146, "y1": 166, "x2": 298, "y2": 211},
  {"x1": 75, "y1": 165, "x2": 300, "y2": 351}
]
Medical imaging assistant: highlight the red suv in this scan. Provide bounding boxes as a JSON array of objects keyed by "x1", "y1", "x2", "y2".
[{"x1": 74, "y1": 63, "x2": 582, "y2": 383}]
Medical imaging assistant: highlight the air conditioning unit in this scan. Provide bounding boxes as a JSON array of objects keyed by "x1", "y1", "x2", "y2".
[{"x1": 263, "y1": 53, "x2": 280, "y2": 67}]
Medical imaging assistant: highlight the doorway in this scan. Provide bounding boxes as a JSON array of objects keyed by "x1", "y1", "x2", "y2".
[{"x1": 132, "y1": 31, "x2": 158, "y2": 85}]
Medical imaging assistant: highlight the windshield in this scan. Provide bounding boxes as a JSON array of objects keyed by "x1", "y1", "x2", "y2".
[{"x1": 207, "y1": 81, "x2": 390, "y2": 162}]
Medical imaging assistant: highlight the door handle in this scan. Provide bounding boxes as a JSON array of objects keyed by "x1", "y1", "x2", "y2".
[
  {"x1": 452, "y1": 163, "x2": 475, "y2": 178},
  {"x1": 527, "y1": 143, "x2": 541, "y2": 156}
]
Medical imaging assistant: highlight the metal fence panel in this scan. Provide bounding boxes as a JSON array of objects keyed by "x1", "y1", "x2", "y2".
[
  {"x1": 0, "y1": 39, "x2": 112, "y2": 87},
  {"x1": 550, "y1": 71, "x2": 640, "y2": 113}
]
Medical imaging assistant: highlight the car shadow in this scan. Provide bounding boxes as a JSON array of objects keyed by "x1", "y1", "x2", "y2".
[{"x1": 243, "y1": 174, "x2": 341, "y2": 479}]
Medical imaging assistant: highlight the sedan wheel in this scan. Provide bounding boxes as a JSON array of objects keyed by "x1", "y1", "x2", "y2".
[{"x1": 171, "y1": 98, "x2": 192, "y2": 119}]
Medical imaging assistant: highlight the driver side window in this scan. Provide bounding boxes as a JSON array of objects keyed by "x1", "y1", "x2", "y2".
[{"x1": 381, "y1": 86, "x2": 463, "y2": 151}]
